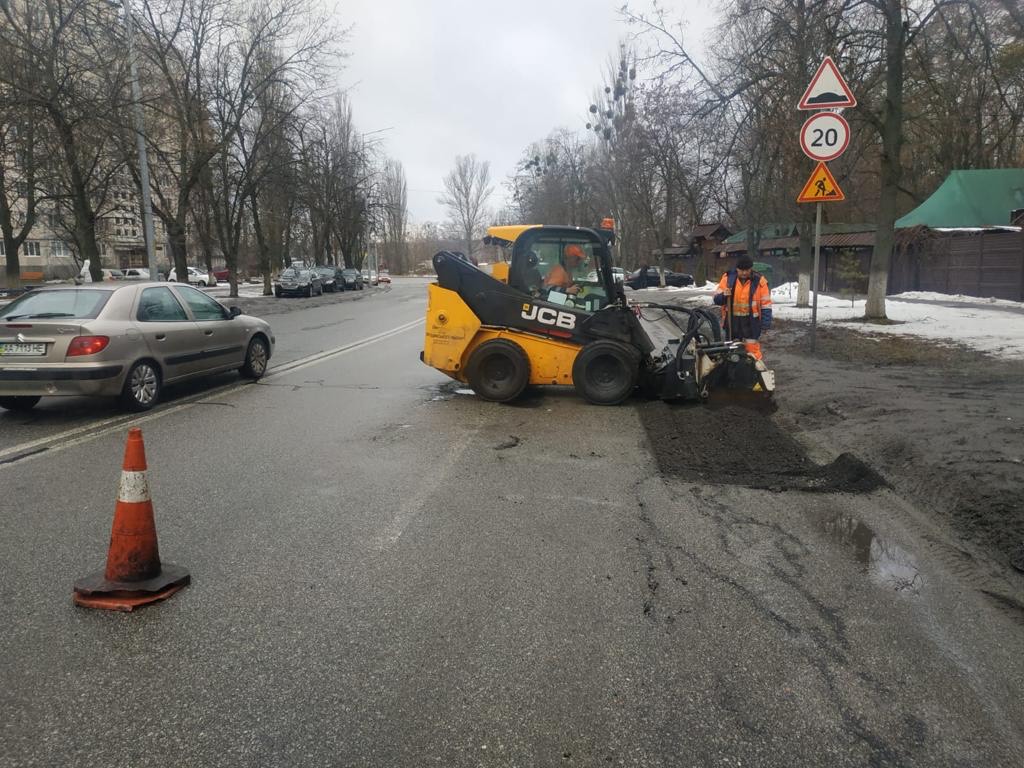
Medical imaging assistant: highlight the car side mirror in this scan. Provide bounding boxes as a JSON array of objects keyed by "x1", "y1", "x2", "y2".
[{"x1": 229, "y1": 306, "x2": 242, "y2": 318}]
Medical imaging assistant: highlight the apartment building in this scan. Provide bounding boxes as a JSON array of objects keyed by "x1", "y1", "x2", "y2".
[{"x1": 0, "y1": 181, "x2": 168, "y2": 283}]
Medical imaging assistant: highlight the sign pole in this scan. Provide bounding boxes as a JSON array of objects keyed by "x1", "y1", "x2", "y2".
[{"x1": 810, "y1": 202, "x2": 822, "y2": 352}]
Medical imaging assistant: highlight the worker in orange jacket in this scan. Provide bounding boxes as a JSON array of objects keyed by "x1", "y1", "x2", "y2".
[
  {"x1": 544, "y1": 244, "x2": 587, "y2": 295},
  {"x1": 713, "y1": 255, "x2": 773, "y2": 360}
]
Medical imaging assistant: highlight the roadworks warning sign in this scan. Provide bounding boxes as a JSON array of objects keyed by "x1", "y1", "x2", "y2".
[{"x1": 797, "y1": 162, "x2": 845, "y2": 203}]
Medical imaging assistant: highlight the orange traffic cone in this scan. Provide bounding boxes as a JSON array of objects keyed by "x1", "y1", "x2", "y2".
[{"x1": 73, "y1": 428, "x2": 190, "y2": 611}]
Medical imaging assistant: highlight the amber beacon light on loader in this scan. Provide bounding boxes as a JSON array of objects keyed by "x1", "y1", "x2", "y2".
[{"x1": 420, "y1": 221, "x2": 774, "y2": 405}]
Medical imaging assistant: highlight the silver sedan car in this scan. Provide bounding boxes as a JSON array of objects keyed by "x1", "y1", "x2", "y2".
[{"x1": 0, "y1": 283, "x2": 275, "y2": 412}]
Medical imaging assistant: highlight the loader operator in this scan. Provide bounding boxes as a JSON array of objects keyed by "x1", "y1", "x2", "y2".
[
  {"x1": 713, "y1": 255, "x2": 773, "y2": 360},
  {"x1": 544, "y1": 244, "x2": 587, "y2": 296}
]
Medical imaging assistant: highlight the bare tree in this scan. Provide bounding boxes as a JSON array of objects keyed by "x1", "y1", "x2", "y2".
[
  {"x1": 298, "y1": 95, "x2": 375, "y2": 271},
  {"x1": 0, "y1": 102, "x2": 44, "y2": 288},
  {"x1": 511, "y1": 129, "x2": 598, "y2": 227},
  {"x1": 0, "y1": 0, "x2": 131, "y2": 282},
  {"x1": 134, "y1": 0, "x2": 336, "y2": 296},
  {"x1": 439, "y1": 154, "x2": 493, "y2": 259},
  {"x1": 379, "y1": 158, "x2": 408, "y2": 273}
]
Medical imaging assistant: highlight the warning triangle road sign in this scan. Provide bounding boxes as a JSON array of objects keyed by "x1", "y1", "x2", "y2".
[
  {"x1": 798, "y1": 56, "x2": 856, "y2": 110},
  {"x1": 797, "y1": 162, "x2": 846, "y2": 203}
]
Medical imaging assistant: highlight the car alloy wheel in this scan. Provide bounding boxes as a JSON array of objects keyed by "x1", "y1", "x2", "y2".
[
  {"x1": 121, "y1": 360, "x2": 161, "y2": 412},
  {"x1": 240, "y1": 336, "x2": 269, "y2": 380}
]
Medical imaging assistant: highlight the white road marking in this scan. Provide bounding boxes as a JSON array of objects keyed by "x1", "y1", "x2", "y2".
[
  {"x1": 0, "y1": 317, "x2": 425, "y2": 468},
  {"x1": 372, "y1": 426, "x2": 476, "y2": 552}
]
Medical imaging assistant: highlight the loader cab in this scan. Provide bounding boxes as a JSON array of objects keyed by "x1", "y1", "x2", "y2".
[{"x1": 506, "y1": 226, "x2": 620, "y2": 313}]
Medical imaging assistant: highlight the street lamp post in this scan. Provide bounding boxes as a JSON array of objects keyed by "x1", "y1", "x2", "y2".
[{"x1": 119, "y1": 0, "x2": 157, "y2": 278}]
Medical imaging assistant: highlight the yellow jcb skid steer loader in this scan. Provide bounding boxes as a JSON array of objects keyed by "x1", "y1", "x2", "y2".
[{"x1": 420, "y1": 222, "x2": 774, "y2": 405}]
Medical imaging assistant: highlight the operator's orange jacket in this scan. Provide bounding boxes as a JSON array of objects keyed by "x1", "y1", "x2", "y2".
[
  {"x1": 713, "y1": 270, "x2": 773, "y2": 337},
  {"x1": 544, "y1": 263, "x2": 573, "y2": 290}
]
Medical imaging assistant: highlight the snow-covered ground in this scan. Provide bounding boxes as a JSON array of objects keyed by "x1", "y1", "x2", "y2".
[{"x1": 633, "y1": 282, "x2": 1024, "y2": 360}]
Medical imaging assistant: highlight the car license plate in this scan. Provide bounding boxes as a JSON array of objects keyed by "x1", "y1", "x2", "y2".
[{"x1": 0, "y1": 342, "x2": 46, "y2": 356}]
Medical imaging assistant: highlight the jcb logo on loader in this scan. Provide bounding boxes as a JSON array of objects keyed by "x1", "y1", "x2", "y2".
[{"x1": 521, "y1": 303, "x2": 576, "y2": 330}]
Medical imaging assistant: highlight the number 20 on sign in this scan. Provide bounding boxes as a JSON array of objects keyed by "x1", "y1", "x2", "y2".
[{"x1": 799, "y1": 112, "x2": 850, "y2": 162}]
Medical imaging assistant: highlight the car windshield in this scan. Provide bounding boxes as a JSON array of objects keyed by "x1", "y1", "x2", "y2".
[
  {"x1": 280, "y1": 269, "x2": 299, "y2": 279},
  {"x1": 1, "y1": 289, "x2": 112, "y2": 321},
  {"x1": 342, "y1": 269, "x2": 359, "y2": 277}
]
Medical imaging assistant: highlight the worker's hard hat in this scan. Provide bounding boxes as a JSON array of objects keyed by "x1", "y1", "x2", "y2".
[{"x1": 565, "y1": 244, "x2": 585, "y2": 261}]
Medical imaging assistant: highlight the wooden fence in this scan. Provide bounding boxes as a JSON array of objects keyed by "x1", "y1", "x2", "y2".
[{"x1": 891, "y1": 230, "x2": 1024, "y2": 301}]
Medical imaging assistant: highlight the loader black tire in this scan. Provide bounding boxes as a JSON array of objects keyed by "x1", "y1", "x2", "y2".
[
  {"x1": 572, "y1": 340, "x2": 640, "y2": 405},
  {"x1": 466, "y1": 339, "x2": 530, "y2": 403}
]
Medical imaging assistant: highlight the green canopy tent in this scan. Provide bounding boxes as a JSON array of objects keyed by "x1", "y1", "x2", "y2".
[{"x1": 896, "y1": 169, "x2": 1024, "y2": 229}]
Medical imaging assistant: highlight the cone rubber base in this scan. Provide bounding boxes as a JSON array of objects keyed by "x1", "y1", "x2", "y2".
[{"x1": 73, "y1": 563, "x2": 190, "y2": 612}]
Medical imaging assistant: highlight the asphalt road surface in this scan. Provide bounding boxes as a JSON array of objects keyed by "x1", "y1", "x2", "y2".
[{"x1": 1, "y1": 277, "x2": 1021, "y2": 767}]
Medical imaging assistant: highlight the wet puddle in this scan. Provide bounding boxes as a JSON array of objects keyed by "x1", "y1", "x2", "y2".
[
  {"x1": 426, "y1": 382, "x2": 475, "y2": 402},
  {"x1": 426, "y1": 382, "x2": 545, "y2": 407},
  {"x1": 821, "y1": 513, "x2": 924, "y2": 594}
]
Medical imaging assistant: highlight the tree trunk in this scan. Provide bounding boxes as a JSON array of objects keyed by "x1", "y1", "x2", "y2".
[
  {"x1": 0, "y1": 159, "x2": 34, "y2": 289},
  {"x1": 166, "y1": 222, "x2": 188, "y2": 285},
  {"x1": 50, "y1": 110, "x2": 102, "y2": 281},
  {"x1": 251, "y1": 195, "x2": 271, "y2": 298},
  {"x1": 2, "y1": 235, "x2": 21, "y2": 289},
  {"x1": 866, "y1": 0, "x2": 905, "y2": 321},
  {"x1": 797, "y1": 221, "x2": 812, "y2": 307}
]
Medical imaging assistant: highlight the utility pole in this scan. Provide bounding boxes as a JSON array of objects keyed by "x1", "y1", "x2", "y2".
[{"x1": 120, "y1": 0, "x2": 157, "y2": 278}]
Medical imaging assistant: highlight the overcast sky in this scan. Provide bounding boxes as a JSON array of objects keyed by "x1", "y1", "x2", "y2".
[{"x1": 336, "y1": 0, "x2": 715, "y2": 226}]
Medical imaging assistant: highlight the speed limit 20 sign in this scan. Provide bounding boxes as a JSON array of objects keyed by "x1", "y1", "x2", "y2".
[{"x1": 799, "y1": 112, "x2": 850, "y2": 162}]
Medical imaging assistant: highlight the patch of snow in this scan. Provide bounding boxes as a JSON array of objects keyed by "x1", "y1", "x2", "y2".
[
  {"x1": 890, "y1": 291, "x2": 1021, "y2": 306},
  {"x1": 771, "y1": 287, "x2": 1024, "y2": 359}
]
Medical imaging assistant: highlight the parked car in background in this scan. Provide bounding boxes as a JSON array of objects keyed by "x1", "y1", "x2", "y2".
[
  {"x1": 0, "y1": 283, "x2": 273, "y2": 412},
  {"x1": 315, "y1": 266, "x2": 339, "y2": 292},
  {"x1": 168, "y1": 266, "x2": 211, "y2": 286},
  {"x1": 122, "y1": 268, "x2": 151, "y2": 281},
  {"x1": 586, "y1": 267, "x2": 627, "y2": 284},
  {"x1": 78, "y1": 262, "x2": 124, "y2": 283},
  {"x1": 213, "y1": 267, "x2": 231, "y2": 282},
  {"x1": 625, "y1": 267, "x2": 694, "y2": 289},
  {"x1": 274, "y1": 268, "x2": 323, "y2": 298},
  {"x1": 377, "y1": 271, "x2": 391, "y2": 284},
  {"x1": 361, "y1": 269, "x2": 379, "y2": 286},
  {"x1": 337, "y1": 268, "x2": 363, "y2": 291}
]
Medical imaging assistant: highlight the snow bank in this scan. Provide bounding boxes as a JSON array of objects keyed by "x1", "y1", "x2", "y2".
[{"x1": 769, "y1": 283, "x2": 1024, "y2": 359}]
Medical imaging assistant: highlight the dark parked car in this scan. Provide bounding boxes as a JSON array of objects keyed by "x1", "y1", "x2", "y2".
[
  {"x1": 337, "y1": 268, "x2": 363, "y2": 291},
  {"x1": 625, "y1": 267, "x2": 694, "y2": 289},
  {"x1": 315, "y1": 266, "x2": 338, "y2": 292},
  {"x1": 274, "y1": 268, "x2": 323, "y2": 298}
]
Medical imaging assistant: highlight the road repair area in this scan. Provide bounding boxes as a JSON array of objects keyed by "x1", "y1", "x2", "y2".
[{"x1": 1, "y1": 282, "x2": 1022, "y2": 767}]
